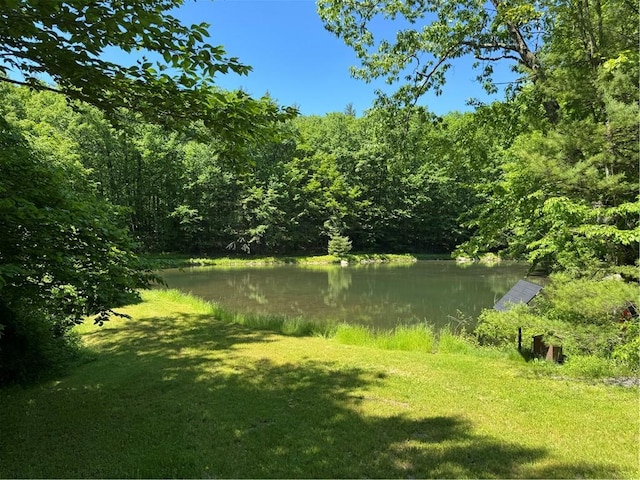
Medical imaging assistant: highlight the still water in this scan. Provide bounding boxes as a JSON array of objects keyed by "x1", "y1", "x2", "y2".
[{"x1": 160, "y1": 261, "x2": 529, "y2": 330}]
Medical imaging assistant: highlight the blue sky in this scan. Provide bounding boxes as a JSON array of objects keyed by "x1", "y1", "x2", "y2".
[{"x1": 172, "y1": 0, "x2": 517, "y2": 116}]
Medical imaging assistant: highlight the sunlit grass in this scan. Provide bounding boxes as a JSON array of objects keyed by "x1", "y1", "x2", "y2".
[
  {"x1": 112, "y1": 289, "x2": 333, "y2": 338},
  {"x1": 436, "y1": 327, "x2": 478, "y2": 355},
  {"x1": 1, "y1": 289, "x2": 638, "y2": 478},
  {"x1": 142, "y1": 252, "x2": 417, "y2": 269},
  {"x1": 331, "y1": 324, "x2": 500, "y2": 358},
  {"x1": 332, "y1": 324, "x2": 374, "y2": 345},
  {"x1": 333, "y1": 323, "x2": 436, "y2": 352},
  {"x1": 222, "y1": 311, "x2": 328, "y2": 337}
]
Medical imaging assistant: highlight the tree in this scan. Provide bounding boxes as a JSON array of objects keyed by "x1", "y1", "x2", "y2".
[
  {"x1": 0, "y1": 113, "x2": 153, "y2": 382},
  {"x1": 328, "y1": 234, "x2": 353, "y2": 258},
  {"x1": 318, "y1": 0, "x2": 547, "y2": 106},
  {"x1": 456, "y1": 0, "x2": 640, "y2": 274},
  {"x1": 175, "y1": 140, "x2": 239, "y2": 252},
  {"x1": 344, "y1": 102, "x2": 357, "y2": 117},
  {"x1": 0, "y1": 0, "x2": 296, "y2": 141}
]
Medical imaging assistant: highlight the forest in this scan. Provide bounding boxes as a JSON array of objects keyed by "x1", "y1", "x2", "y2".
[{"x1": 0, "y1": 0, "x2": 638, "y2": 383}]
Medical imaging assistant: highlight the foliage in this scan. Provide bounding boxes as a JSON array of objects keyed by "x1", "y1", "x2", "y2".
[
  {"x1": 0, "y1": 115, "x2": 154, "y2": 383},
  {"x1": 455, "y1": 0, "x2": 639, "y2": 274},
  {"x1": 0, "y1": 0, "x2": 296, "y2": 382},
  {"x1": 459, "y1": 118, "x2": 639, "y2": 273},
  {"x1": 0, "y1": 309, "x2": 85, "y2": 384},
  {"x1": 537, "y1": 275, "x2": 639, "y2": 326},
  {"x1": 327, "y1": 234, "x2": 353, "y2": 258},
  {"x1": 475, "y1": 276, "x2": 639, "y2": 370},
  {"x1": 611, "y1": 318, "x2": 640, "y2": 368},
  {"x1": 319, "y1": 0, "x2": 639, "y2": 277},
  {"x1": 318, "y1": 0, "x2": 545, "y2": 106},
  {"x1": 476, "y1": 306, "x2": 560, "y2": 348},
  {"x1": 4, "y1": 85, "x2": 493, "y2": 255},
  {"x1": 2, "y1": 0, "x2": 638, "y2": 383},
  {"x1": 0, "y1": 0, "x2": 296, "y2": 141}
]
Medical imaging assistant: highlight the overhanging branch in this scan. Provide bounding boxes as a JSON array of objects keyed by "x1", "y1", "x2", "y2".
[
  {"x1": 0, "y1": 75, "x2": 63, "y2": 95},
  {"x1": 476, "y1": 54, "x2": 521, "y2": 63},
  {"x1": 461, "y1": 40, "x2": 517, "y2": 52},
  {"x1": 412, "y1": 46, "x2": 456, "y2": 98}
]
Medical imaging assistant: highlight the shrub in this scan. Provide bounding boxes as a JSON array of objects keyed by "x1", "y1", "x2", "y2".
[
  {"x1": 0, "y1": 117, "x2": 153, "y2": 384},
  {"x1": 328, "y1": 235, "x2": 352, "y2": 258},
  {"x1": 0, "y1": 307, "x2": 82, "y2": 384},
  {"x1": 536, "y1": 275, "x2": 638, "y2": 326},
  {"x1": 474, "y1": 276, "x2": 639, "y2": 370},
  {"x1": 612, "y1": 318, "x2": 640, "y2": 371},
  {"x1": 476, "y1": 306, "x2": 565, "y2": 348}
]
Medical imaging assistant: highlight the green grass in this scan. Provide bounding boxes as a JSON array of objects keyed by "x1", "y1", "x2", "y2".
[
  {"x1": 333, "y1": 323, "x2": 436, "y2": 352},
  {"x1": 142, "y1": 252, "x2": 417, "y2": 269},
  {"x1": 0, "y1": 289, "x2": 637, "y2": 478},
  {"x1": 149, "y1": 289, "x2": 334, "y2": 337}
]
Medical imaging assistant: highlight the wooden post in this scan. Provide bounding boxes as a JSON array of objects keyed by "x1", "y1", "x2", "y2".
[{"x1": 518, "y1": 327, "x2": 522, "y2": 352}]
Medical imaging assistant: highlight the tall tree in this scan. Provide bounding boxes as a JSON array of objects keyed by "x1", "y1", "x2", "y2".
[
  {"x1": 456, "y1": 0, "x2": 639, "y2": 273},
  {"x1": 318, "y1": 0, "x2": 547, "y2": 106}
]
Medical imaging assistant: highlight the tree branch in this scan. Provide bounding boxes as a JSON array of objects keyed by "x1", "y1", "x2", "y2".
[
  {"x1": 410, "y1": 46, "x2": 457, "y2": 104},
  {"x1": 461, "y1": 40, "x2": 517, "y2": 52},
  {"x1": 0, "y1": 76, "x2": 64, "y2": 95},
  {"x1": 476, "y1": 54, "x2": 521, "y2": 63},
  {"x1": 485, "y1": 0, "x2": 540, "y2": 71},
  {"x1": 413, "y1": 48, "x2": 454, "y2": 83}
]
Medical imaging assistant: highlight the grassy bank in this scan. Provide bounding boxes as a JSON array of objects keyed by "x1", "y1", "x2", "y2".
[
  {"x1": 142, "y1": 252, "x2": 418, "y2": 269},
  {"x1": 0, "y1": 290, "x2": 637, "y2": 478}
]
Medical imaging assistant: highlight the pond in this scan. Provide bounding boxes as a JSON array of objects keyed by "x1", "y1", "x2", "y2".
[{"x1": 159, "y1": 260, "x2": 531, "y2": 331}]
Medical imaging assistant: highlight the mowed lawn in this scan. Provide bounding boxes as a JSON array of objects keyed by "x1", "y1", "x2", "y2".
[{"x1": 0, "y1": 290, "x2": 637, "y2": 478}]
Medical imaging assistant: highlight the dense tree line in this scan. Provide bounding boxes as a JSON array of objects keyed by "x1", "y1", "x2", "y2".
[
  {"x1": 4, "y1": 39, "x2": 636, "y2": 270},
  {"x1": 2, "y1": 87, "x2": 505, "y2": 256},
  {"x1": 321, "y1": 0, "x2": 639, "y2": 275}
]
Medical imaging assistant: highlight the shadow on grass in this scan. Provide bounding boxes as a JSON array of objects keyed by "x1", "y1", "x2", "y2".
[{"x1": 0, "y1": 312, "x2": 625, "y2": 479}]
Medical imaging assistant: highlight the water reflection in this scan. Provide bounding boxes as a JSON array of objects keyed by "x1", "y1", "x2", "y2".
[
  {"x1": 324, "y1": 268, "x2": 352, "y2": 306},
  {"x1": 159, "y1": 261, "x2": 530, "y2": 331}
]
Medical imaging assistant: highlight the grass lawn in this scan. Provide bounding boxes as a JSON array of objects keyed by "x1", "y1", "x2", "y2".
[{"x1": 0, "y1": 290, "x2": 637, "y2": 478}]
